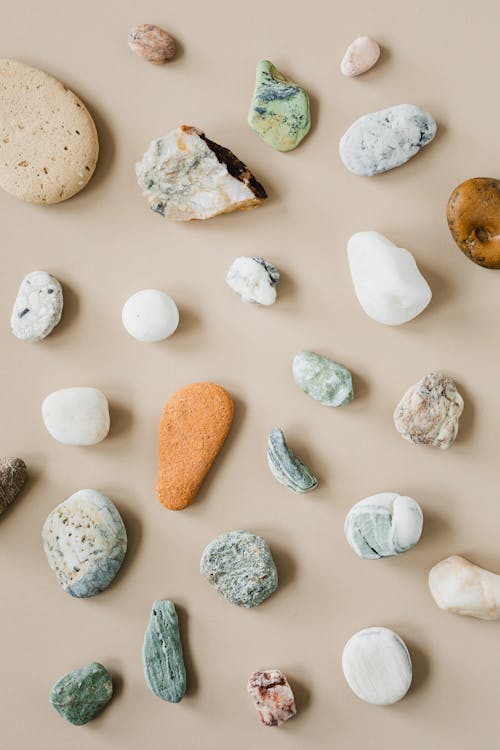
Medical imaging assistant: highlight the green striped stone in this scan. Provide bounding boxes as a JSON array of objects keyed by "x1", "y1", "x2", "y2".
[{"x1": 142, "y1": 600, "x2": 186, "y2": 703}]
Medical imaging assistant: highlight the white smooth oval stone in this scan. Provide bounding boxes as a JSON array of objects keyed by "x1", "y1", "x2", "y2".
[
  {"x1": 342, "y1": 627, "x2": 412, "y2": 705},
  {"x1": 226, "y1": 256, "x2": 279, "y2": 305},
  {"x1": 429, "y1": 555, "x2": 500, "y2": 620},
  {"x1": 42, "y1": 387, "x2": 110, "y2": 445},
  {"x1": 341, "y1": 36, "x2": 380, "y2": 77},
  {"x1": 347, "y1": 231, "x2": 431, "y2": 325},
  {"x1": 42, "y1": 489, "x2": 127, "y2": 597},
  {"x1": 122, "y1": 289, "x2": 179, "y2": 342},
  {"x1": 10, "y1": 270, "x2": 63, "y2": 342},
  {"x1": 345, "y1": 492, "x2": 423, "y2": 559}
]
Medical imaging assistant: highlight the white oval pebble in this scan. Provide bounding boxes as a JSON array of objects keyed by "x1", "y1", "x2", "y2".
[
  {"x1": 10, "y1": 270, "x2": 63, "y2": 342},
  {"x1": 122, "y1": 289, "x2": 179, "y2": 342},
  {"x1": 342, "y1": 627, "x2": 412, "y2": 705},
  {"x1": 42, "y1": 387, "x2": 110, "y2": 446},
  {"x1": 341, "y1": 36, "x2": 380, "y2": 77},
  {"x1": 347, "y1": 231, "x2": 432, "y2": 325}
]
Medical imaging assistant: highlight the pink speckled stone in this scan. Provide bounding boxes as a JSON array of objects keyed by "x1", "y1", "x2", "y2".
[{"x1": 341, "y1": 36, "x2": 380, "y2": 77}]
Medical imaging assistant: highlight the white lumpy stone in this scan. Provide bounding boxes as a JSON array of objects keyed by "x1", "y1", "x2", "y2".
[
  {"x1": 345, "y1": 492, "x2": 423, "y2": 559},
  {"x1": 429, "y1": 555, "x2": 500, "y2": 620},
  {"x1": 341, "y1": 36, "x2": 380, "y2": 77},
  {"x1": 42, "y1": 387, "x2": 110, "y2": 446},
  {"x1": 122, "y1": 289, "x2": 179, "y2": 342},
  {"x1": 339, "y1": 104, "x2": 437, "y2": 176},
  {"x1": 347, "y1": 231, "x2": 432, "y2": 325},
  {"x1": 10, "y1": 270, "x2": 63, "y2": 342},
  {"x1": 342, "y1": 627, "x2": 412, "y2": 705},
  {"x1": 226, "y1": 256, "x2": 279, "y2": 305}
]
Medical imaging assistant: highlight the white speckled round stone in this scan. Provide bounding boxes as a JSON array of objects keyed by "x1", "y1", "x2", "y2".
[
  {"x1": 342, "y1": 627, "x2": 412, "y2": 705},
  {"x1": 122, "y1": 289, "x2": 179, "y2": 342},
  {"x1": 10, "y1": 270, "x2": 63, "y2": 342},
  {"x1": 42, "y1": 387, "x2": 110, "y2": 446}
]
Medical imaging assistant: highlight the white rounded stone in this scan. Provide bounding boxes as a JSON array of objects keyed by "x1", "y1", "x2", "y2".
[
  {"x1": 122, "y1": 289, "x2": 179, "y2": 342},
  {"x1": 347, "y1": 231, "x2": 432, "y2": 325},
  {"x1": 42, "y1": 387, "x2": 110, "y2": 446},
  {"x1": 342, "y1": 627, "x2": 412, "y2": 705},
  {"x1": 341, "y1": 36, "x2": 380, "y2": 77},
  {"x1": 226, "y1": 256, "x2": 279, "y2": 305},
  {"x1": 429, "y1": 555, "x2": 500, "y2": 620},
  {"x1": 10, "y1": 270, "x2": 63, "y2": 342}
]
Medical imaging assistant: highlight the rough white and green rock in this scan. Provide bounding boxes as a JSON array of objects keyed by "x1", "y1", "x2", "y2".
[
  {"x1": 248, "y1": 61, "x2": 310, "y2": 151},
  {"x1": 267, "y1": 427, "x2": 317, "y2": 493},
  {"x1": 226, "y1": 256, "x2": 279, "y2": 305},
  {"x1": 292, "y1": 351, "x2": 353, "y2": 407},
  {"x1": 142, "y1": 600, "x2": 186, "y2": 703},
  {"x1": 49, "y1": 662, "x2": 113, "y2": 725},
  {"x1": 344, "y1": 492, "x2": 423, "y2": 559},
  {"x1": 200, "y1": 530, "x2": 278, "y2": 608},
  {"x1": 42, "y1": 489, "x2": 127, "y2": 597}
]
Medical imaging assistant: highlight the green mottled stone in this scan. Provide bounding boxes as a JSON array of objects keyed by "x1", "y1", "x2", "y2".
[
  {"x1": 49, "y1": 662, "x2": 113, "y2": 725},
  {"x1": 142, "y1": 600, "x2": 186, "y2": 703},
  {"x1": 248, "y1": 60, "x2": 310, "y2": 152},
  {"x1": 267, "y1": 427, "x2": 317, "y2": 493},
  {"x1": 200, "y1": 530, "x2": 278, "y2": 608},
  {"x1": 293, "y1": 351, "x2": 354, "y2": 407}
]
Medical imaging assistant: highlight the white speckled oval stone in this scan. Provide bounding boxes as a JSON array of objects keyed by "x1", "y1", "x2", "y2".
[
  {"x1": 10, "y1": 271, "x2": 63, "y2": 341},
  {"x1": 340, "y1": 104, "x2": 437, "y2": 176},
  {"x1": 345, "y1": 492, "x2": 423, "y2": 559},
  {"x1": 42, "y1": 387, "x2": 110, "y2": 446},
  {"x1": 42, "y1": 489, "x2": 127, "y2": 597},
  {"x1": 342, "y1": 627, "x2": 412, "y2": 705}
]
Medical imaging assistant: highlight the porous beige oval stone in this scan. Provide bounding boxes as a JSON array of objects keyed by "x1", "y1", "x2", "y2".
[{"x1": 0, "y1": 59, "x2": 99, "y2": 204}]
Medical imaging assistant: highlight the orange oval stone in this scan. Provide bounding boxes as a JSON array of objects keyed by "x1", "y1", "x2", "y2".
[
  {"x1": 156, "y1": 382, "x2": 234, "y2": 510},
  {"x1": 447, "y1": 177, "x2": 500, "y2": 268}
]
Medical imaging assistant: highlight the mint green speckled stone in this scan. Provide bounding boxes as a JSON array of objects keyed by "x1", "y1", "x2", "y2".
[
  {"x1": 49, "y1": 662, "x2": 113, "y2": 725},
  {"x1": 142, "y1": 600, "x2": 186, "y2": 703},
  {"x1": 248, "y1": 61, "x2": 310, "y2": 152},
  {"x1": 293, "y1": 351, "x2": 354, "y2": 407}
]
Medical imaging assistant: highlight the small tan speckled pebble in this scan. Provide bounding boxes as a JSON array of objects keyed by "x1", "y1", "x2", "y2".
[
  {"x1": 128, "y1": 24, "x2": 176, "y2": 64},
  {"x1": 0, "y1": 59, "x2": 99, "y2": 204}
]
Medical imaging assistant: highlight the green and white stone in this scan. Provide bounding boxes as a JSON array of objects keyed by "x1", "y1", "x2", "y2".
[
  {"x1": 142, "y1": 600, "x2": 186, "y2": 703},
  {"x1": 267, "y1": 427, "x2": 317, "y2": 493},
  {"x1": 344, "y1": 492, "x2": 423, "y2": 559},
  {"x1": 248, "y1": 61, "x2": 310, "y2": 152},
  {"x1": 42, "y1": 489, "x2": 127, "y2": 597},
  {"x1": 292, "y1": 351, "x2": 353, "y2": 407},
  {"x1": 49, "y1": 662, "x2": 113, "y2": 725},
  {"x1": 200, "y1": 530, "x2": 278, "y2": 608}
]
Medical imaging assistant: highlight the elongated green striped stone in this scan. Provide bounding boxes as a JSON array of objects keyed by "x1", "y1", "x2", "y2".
[
  {"x1": 142, "y1": 600, "x2": 186, "y2": 703},
  {"x1": 267, "y1": 427, "x2": 317, "y2": 493}
]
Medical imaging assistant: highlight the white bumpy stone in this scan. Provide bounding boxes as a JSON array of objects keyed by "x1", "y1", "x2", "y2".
[
  {"x1": 226, "y1": 257, "x2": 279, "y2": 305},
  {"x1": 10, "y1": 270, "x2": 63, "y2": 341},
  {"x1": 347, "y1": 231, "x2": 432, "y2": 325},
  {"x1": 42, "y1": 387, "x2": 110, "y2": 446}
]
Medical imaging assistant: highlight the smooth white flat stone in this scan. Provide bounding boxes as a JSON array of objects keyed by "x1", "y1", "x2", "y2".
[
  {"x1": 122, "y1": 289, "x2": 179, "y2": 342},
  {"x1": 42, "y1": 387, "x2": 110, "y2": 446},
  {"x1": 342, "y1": 627, "x2": 412, "y2": 705},
  {"x1": 347, "y1": 231, "x2": 432, "y2": 325},
  {"x1": 429, "y1": 555, "x2": 500, "y2": 620}
]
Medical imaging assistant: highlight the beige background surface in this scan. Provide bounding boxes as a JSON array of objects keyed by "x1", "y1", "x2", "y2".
[{"x1": 1, "y1": 0, "x2": 499, "y2": 747}]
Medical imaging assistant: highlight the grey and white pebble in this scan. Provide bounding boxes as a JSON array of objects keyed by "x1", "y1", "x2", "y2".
[
  {"x1": 226, "y1": 256, "x2": 279, "y2": 305},
  {"x1": 267, "y1": 427, "x2": 317, "y2": 493},
  {"x1": 344, "y1": 492, "x2": 423, "y2": 559},
  {"x1": 10, "y1": 270, "x2": 63, "y2": 341},
  {"x1": 342, "y1": 627, "x2": 412, "y2": 705},
  {"x1": 339, "y1": 104, "x2": 437, "y2": 176},
  {"x1": 42, "y1": 489, "x2": 127, "y2": 597},
  {"x1": 200, "y1": 530, "x2": 278, "y2": 608}
]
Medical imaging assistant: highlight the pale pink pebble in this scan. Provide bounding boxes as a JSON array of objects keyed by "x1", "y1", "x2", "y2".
[
  {"x1": 247, "y1": 669, "x2": 297, "y2": 727},
  {"x1": 341, "y1": 36, "x2": 381, "y2": 77}
]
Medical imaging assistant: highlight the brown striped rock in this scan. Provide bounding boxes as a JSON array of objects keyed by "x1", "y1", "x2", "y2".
[
  {"x1": 447, "y1": 178, "x2": 500, "y2": 268},
  {"x1": 0, "y1": 457, "x2": 27, "y2": 515},
  {"x1": 156, "y1": 383, "x2": 234, "y2": 510}
]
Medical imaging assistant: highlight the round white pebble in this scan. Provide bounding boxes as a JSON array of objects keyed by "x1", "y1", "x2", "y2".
[{"x1": 122, "y1": 289, "x2": 179, "y2": 342}]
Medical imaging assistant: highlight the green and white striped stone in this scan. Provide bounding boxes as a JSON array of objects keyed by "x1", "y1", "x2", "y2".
[{"x1": 267, "y1": 427, "x2": 317, "y2": 493}]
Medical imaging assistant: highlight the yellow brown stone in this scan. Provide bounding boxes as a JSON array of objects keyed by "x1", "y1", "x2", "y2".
[{"x1": 447, "y1": 177, "x2": 500, "y2": 268}]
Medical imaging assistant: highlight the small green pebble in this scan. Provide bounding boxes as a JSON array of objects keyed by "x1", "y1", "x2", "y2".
[
  {"x1": 49, "y1": 662, "x2": 113, "y2": 726},
  {"x1": 248, "y1": 60, "x2": 310, "y2": 152},
  {"x1": 293, "y1": 351, "x2": 354, "y2": 407}
]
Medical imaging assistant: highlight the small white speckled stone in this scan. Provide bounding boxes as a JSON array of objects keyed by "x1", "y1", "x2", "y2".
[
  {"x1": 42, "y1": 387, "x2": 110, "y2": 446},
  {"x1": 122, "y1": 289, "x2": 179, "y2": 342},
  {"x1": 348, "y1": 231, "x2": 432, "y2": 325},
  {"x1": 10, "y1": 271, "x2": 63, "y2": 341},
  {"x1": 341, "y1": 36, "x2": 380, "y2": 77},
  {"x1": 226, "y1": 257, "x2": 279, "y2": 305},
  {"x1": 342, "y1": 627, "x2": 412, "y2": 705}
]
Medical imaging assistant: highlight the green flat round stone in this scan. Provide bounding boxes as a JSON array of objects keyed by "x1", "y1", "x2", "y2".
[
  {"x1": 248, "y1": 60, "x2": 310, "y2": 152},
  {"x1": 49, "y1": 662, "x2": 113, "y2": 726}
]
